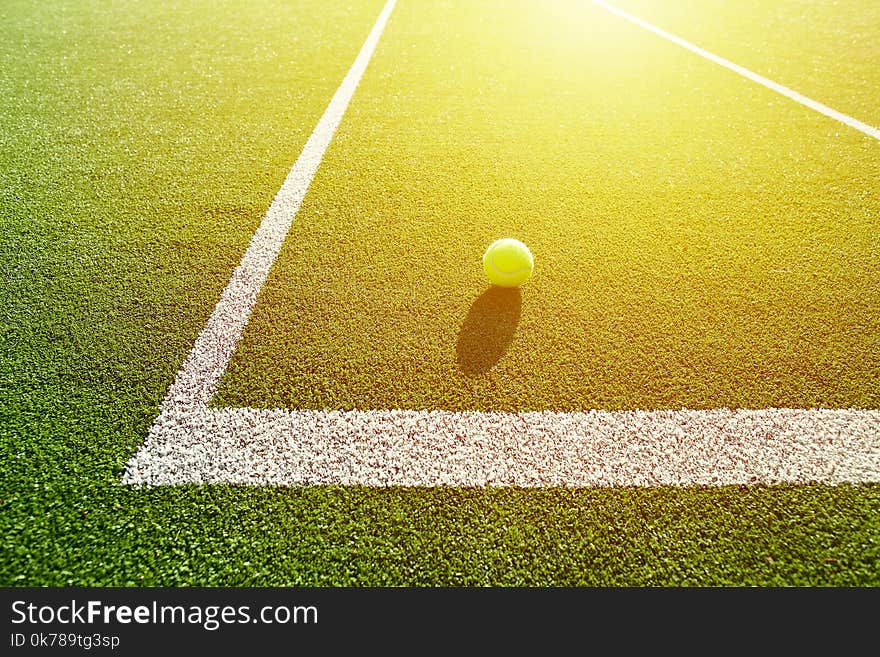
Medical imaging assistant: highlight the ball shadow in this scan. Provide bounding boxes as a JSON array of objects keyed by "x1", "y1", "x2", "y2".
[{"x1": 456, "y1": 286, "x2": 522, "y2": 376}]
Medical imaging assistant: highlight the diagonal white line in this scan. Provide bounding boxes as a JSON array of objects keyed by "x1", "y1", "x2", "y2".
[
  {"x1": 162, "y1": 0, "x2": 397, "y2": 412},
  {"x1": 593, "y1": 0, "x2": 880, "y2": 142}
]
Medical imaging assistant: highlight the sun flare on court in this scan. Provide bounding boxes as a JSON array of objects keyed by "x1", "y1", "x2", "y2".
[{"x1": 3, "y1": 0, "x2": 879, "y2": 587}]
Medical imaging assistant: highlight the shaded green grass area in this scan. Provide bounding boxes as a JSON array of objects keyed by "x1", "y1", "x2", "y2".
[
  {"x1": 217, "y1": 0, "x2": 880, "y2": 412},
  {"x1": 1, "y1": 0, "x2": 386, "y2": 412},
  {"x1": 614, "y1": 0, "x2": 880, "y2": 129},
  {"x1": 1, "y1": 0, "x2": 878, "y2": 587}
]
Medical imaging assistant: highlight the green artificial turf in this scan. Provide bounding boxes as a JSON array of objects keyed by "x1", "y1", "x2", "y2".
[
  {"x1": 215, "y1": 0, "x2": 880, "y2": 412},
  {"x1": 1, "y1": 0, "x2": 878, "y2": 587},
  {"x1": 5, "y1": 477, "x2": 880, "y2": 586}
]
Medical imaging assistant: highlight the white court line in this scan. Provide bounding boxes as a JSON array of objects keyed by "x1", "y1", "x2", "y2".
[
  {"x1": 123, "y1": 0, "x2": 880, "y2": 487},
  {"x1": 161, "y1": 0, "x2": 398, "y2": 411},
  {"x1": 593, "y1": 0, "x2": 880, "y2": 142},
  {"x1": 124, "y1": 407, "x2": 880, "y2": 487}
]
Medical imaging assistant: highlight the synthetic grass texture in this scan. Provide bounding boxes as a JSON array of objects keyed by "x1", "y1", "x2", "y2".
[
  {"x1": 215, "y1": 0, "x2": 880, "y2": 412},
  {"x1": 613, "y1": 0, "x2": 880, "y2": 128},
  {"x1": 6, "y1": 479, "x2": 880, "y2": 586},
  {"x1": 2, "y1": 0, "x2": 878, "y2": 586}
]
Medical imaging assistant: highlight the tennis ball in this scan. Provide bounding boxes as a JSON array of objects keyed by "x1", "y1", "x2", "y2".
[{"x1": 482, "y1": 238, "x2": 534, "y2": 287}]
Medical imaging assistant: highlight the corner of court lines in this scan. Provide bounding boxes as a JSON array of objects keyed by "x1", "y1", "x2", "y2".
[{"x1": 121, "y1": 0, "x2": 880, "y2": 489}]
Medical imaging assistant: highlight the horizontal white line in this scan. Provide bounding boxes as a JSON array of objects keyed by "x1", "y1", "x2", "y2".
[
  {"x1": 593, "y1": 0, "x2": 880, "y2": 142},
  {"x1": 123, "y1": 407, "x2": 880, "y2": 487}
]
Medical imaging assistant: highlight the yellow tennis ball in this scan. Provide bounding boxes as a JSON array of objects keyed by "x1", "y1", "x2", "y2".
[{"x1": 482, "y1": 238, "x2": 534, "y2": 287}]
